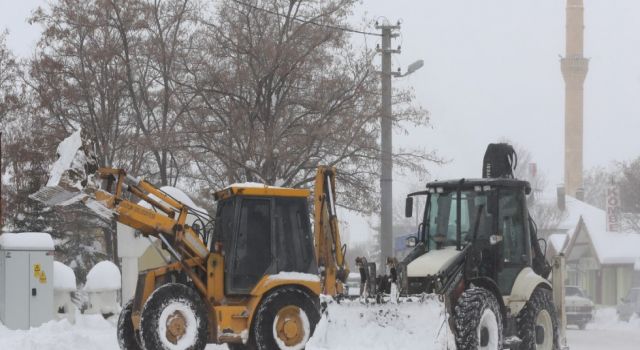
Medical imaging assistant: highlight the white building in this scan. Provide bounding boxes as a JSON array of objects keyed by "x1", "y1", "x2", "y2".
[{"x1": 541, "y1": 194, "x2": 640, "y2": 305}]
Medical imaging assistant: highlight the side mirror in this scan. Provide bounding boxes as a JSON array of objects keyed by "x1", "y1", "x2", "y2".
[
  {"x1": 405, "y1": 197, "x2": 414, "y2": 218},
  {"x1": 406, "y1": 236, "x2": 418, "y2": 248}
]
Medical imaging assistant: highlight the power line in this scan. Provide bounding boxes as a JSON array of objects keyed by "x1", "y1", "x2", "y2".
[{"x1": 228, "y1": 0, "x2": 381, "y2": 37}]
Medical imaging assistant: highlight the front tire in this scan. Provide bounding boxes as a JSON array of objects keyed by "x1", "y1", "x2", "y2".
[
  {"x1": 139, "y1": 283, "x2": 209, "y2": 350},
  {"x1": 454, "y1": 287, "x2": 504, "y2": 350},
  {"x1": 117, "y1": 300, "x2": 142, "y2": 350},
  {"x1": 251, "y1": 287, "x2": 320, "y2": 350},
  {"x1": 517, "y1": 288, "x2": 559, "y2": 350}
]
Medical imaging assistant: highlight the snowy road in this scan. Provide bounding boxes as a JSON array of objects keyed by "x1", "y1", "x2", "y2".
[
  {"x1": 566, "y1": 308, "x2": 640, "y2": 350},
  {"x1": 567, "y1": 328, "x2": 640, "y2": 350}
]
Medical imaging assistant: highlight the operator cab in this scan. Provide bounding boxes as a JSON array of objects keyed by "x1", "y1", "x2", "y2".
[
  {"x1": 405, "y1": 178, "x2": 534, "y2": 295},
  {"x1": 213, "y1": 185, "x2": 317, "y2": 295}
]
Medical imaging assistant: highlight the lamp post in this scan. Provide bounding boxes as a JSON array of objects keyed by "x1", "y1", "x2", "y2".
[{"x1": 377, "y1": 20, "x2": 423, "y2": 272}]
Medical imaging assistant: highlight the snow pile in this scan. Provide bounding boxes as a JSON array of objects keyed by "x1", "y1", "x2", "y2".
[
  {"x1": 54, "y1": 261, "x2": 77, "y2": 292},
  {"x1": 46, "y1": 129, "x2": 97, "y2": 190},
  {"x1": 0, "y1": 314, "x2": 119, "y2": 350},
  {"x1": 47, "y1": 129, "x2": 83, "y2": 188},
  {"x1": 0, "y1": 232, "x2": 55, "y2": 250},
  {"x1": 587, "y1": 307, "x2": 640, "y2": 330},
  {"x1": 307, "y1": 298, "x2": 455, "y2": 350},
  {"x1": 30, "y1": 129, "x2": 100, "y2": 209},
  {"x1": 0, "y1": 313, "x2": 228, "y2": 350},
  {"x1": 84, "y1": 261, "x2": 121, "y2": 292}
]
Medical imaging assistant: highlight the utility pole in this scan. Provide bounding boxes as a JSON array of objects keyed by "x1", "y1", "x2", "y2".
[
  {"x1": 375, "y1": 21, "x2": 424, "y2": 273},
  {"x1": 376, "y1": 21, "x2": 401, "y2": 273}
]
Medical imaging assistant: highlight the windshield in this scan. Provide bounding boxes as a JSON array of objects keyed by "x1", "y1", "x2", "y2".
[
  {"x1": 566, "y1": 286, "x2": 584, "y2": 297},
  {"x1": 424, "y1": 189, "x2": 493, "y2": 250}
]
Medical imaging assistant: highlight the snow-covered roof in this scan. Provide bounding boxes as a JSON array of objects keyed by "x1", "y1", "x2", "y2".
[
  {"x1": 0, "y1": 232, "x2": 55, "y2": 251},
  {"x1": 547, "y1": 234, "x2": 568, "y2": 253},
  {"x1": 84, "y1": 261, "x2": 121, "y2": 292},
  {"x1": 53, "y1": 261, "x2": 77, "y2": 291},
  {"x1": 542, "y1": 195, "x2": 640, "y2": 265}
]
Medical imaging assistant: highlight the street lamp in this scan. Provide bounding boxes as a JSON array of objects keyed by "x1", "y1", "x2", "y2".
[
  {"x1": 405, "y1": 59, "x2": 424, "y2": 76},
  {"x1": 392, "y1": 59, "x2": 424, "y2": 77}
]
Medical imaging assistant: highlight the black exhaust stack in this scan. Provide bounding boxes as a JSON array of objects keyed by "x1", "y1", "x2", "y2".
[{"x1": 482, "y1": 143, "x2": 518, "y2": 179}]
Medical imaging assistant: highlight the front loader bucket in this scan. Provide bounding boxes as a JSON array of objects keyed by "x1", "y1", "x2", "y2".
[
  {"x1": 307, "y1": 296, "x2": 454, "y2": 350},
  {"x1": 29, "y1": 185, "x2": 83, "y2": 207},
  {"x1": 29, "y1": 128, "x2": 98, "y2": 207}
]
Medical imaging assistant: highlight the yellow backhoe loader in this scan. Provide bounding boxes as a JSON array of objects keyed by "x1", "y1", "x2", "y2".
[{"x1": 31, "y1": 131, "x2": 348, "y2": 350}]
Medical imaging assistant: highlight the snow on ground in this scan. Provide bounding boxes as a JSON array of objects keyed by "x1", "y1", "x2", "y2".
[
  {"x1": 1, "y1": 301, "x2": 635, "y2": 350},
  {"x1": 307, "y1": 298, "x2": 454, "y2": 350},
  {"x1": 0, "y1": 314, "x2": 119, "y2": 350},
  {"x1": 0, "y1": 314, "x2": 229, "y2": 350},
  {"x1": 567, "y1": 307, "x2": 640, "y2": 350}
]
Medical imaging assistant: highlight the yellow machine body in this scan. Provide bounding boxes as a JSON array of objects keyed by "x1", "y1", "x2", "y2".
[{"x1": 82, "y1": 167, "x2": 344, "y2": 345}]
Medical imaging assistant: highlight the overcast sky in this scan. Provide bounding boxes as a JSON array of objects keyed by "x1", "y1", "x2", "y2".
[{"x1": 3, "y1": 0, "x2": 640, "y2": 243}]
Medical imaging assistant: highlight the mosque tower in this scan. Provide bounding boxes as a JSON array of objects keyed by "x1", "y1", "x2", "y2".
[{"x1": 561, "y1": 0, "x2": 589, "y2": 197}]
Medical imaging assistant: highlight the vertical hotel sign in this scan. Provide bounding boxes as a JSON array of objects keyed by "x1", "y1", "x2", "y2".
[{"x1": 606, "y1": 185, "x2": 621, "y2": 232}]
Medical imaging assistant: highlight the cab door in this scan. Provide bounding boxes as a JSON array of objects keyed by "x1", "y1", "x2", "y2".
[
  {"x1": 496, "y1": 188, "x2": 530, "y2": 295},
  {"x1": 226, "y1": 197, "x2": 274, "y2": 294}
]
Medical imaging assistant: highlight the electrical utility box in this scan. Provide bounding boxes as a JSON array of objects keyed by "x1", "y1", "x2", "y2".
[{"x1": 0, "y1": 232, "x2": 55, "y2": 330}]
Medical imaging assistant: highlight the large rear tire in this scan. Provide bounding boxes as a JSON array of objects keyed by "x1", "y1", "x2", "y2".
[
  {"x1": 454, "y1": 287, "x2": 504, "y2": 350},
  {"x1": 139, "y1": 283, "x2": 209, "y2": 350},
  {"x1": 517, "y1": 288, "x2": 559, "y2": 350},
  {"x1": 117, "y1": 300, "x2": 142, "y2": 350},
  {"x1": 251, "y1": 287, "x2": 320, "y2": 350}
]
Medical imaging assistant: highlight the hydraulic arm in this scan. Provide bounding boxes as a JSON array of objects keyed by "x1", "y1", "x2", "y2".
[
  {"x1": 313, "y1": 166, "x2": 349, "y2": 295},
  {"x1": 91, "y1": 168, "x2": 212, "y2": 296}
]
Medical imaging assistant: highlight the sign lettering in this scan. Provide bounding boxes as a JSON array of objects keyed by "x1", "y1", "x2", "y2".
[{"x1": 606, "y1": 185, "x2": 621, "y2": 232}]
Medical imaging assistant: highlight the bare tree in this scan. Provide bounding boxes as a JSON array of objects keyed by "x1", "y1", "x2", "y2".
[
  {"x1": 107, "y1": 0, "x2": 201, "y2": 185},
  {"x1": 184, "y1": 0, "x2": 439, "y2": 213},
  {"x1": 0, "y1": 30, "x2": 23, "y2": 126},
  {"x1": 583, "y1": 166, "x2": 612, "y2": 210},
  {"x1": 29, "y1": 0, "x2": 135, "y2": 169}
]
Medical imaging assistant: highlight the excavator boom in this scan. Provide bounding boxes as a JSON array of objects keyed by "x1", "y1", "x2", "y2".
[{"x1": 313, "y1": 166, "x2": 349, "y2": 296}]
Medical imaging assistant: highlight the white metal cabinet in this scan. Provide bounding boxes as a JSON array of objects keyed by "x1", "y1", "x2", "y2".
[
  {"x1": 1, "y1": 250, "x2": 30, "y2": 329},
  {"x1": 28, "y1": 250, "x2": 54, "y2": 327},
  {"x1": 0, "y1": 232, "x2": 55, "y2": 330}
]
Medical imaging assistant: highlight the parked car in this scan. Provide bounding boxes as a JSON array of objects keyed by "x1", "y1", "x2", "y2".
[
  {"x1": 617, "y1": 287, "x2": 640, "y2": 322},
  {"x1": 565, "y1": 285, "x2": 594, "y2": 329}
]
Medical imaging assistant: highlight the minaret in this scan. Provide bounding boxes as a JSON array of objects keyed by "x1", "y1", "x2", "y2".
[{"x1": 561, "y1": 0, "x2": 589, "y2": 197}]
